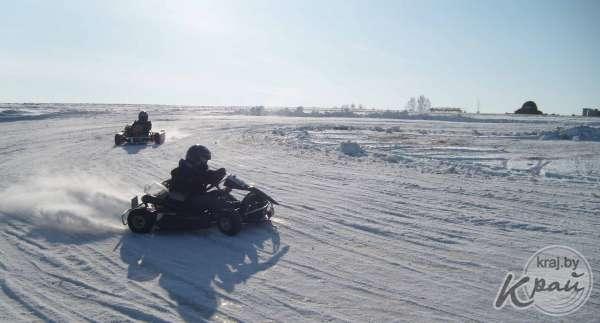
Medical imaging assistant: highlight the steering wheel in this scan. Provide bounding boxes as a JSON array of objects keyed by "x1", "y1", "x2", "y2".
[{"x1": 206, "y1": 176, "x2": 226, "y2": 191}]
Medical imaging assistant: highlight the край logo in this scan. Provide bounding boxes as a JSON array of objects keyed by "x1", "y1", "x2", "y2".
[{"x1": 494, "y1": 245, "x2": 593, "y2": 316}]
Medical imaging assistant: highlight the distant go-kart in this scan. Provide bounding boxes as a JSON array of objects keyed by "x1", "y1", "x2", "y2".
[
  {"x1": 114, "y1": 124, "x2": 166, "y2": 145},
  {"x1": 121, "y1": 174, "x2": 278, "y2": 236}
]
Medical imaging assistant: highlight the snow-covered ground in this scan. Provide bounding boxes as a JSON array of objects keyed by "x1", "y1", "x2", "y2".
[{"x1": 0, "y1": 104, "x2": 598, "y2": 322}]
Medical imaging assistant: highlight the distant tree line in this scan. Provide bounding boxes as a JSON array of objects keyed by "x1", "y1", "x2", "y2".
[
  {"x1": 236, "y1": 95, "x2": 434, "y2": 119},
  {"x1": 405, "y1": 95, "x2": 432, "y2": 113}
]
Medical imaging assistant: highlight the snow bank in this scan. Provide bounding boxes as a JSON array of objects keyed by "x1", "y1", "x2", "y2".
[
  {"x1": 0, "y1": 174, "x2": 128, "y2": 235},
  {"x1": 540, "y1": 126, "x2": 600, "y2": 141},
  {"x1": 0, "y1": 104, "x2": 105, "y2": 122},
  {"x1": 340, "y1": 141, "x2": 367, "y2": 156}
]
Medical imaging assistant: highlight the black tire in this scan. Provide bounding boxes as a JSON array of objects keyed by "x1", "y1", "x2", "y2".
[
  {"x1": 115, "y1": 134, "x2": 125, "y2": 146},
  {"x1": 241, "y1": 192, "x2": 260, "y2": 212},
  {"x1": 242, "y1": 193, "x2": 271, "y2": 221},
  {"x1": 127, "y1": 208, "x2": 156, "y2": 233},
  {"x1": 217, "y1": 212, "x2": 242, "y2": 236},
  {"x1": 153, "y1": 133, "x2": 163, "y2": 145},
  {"x1": 265, "y1": 202, "x2": 275, "y2": 219}
]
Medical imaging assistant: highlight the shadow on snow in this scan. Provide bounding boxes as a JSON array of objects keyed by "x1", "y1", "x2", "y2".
[
  {"x1": 118, "y1": 224, "x2": 288, "y2": 321},
  {"x1": 116, "y1": 143, "x2": 151, "y2": 154}
]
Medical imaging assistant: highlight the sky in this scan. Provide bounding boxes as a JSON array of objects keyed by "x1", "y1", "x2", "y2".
[{"x1": 1, "y1": 0, "x2": 599, "y2": 114}]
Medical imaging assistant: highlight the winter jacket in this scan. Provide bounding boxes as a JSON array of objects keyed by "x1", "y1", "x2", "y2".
[
  {"x1": 170, "y1": 159, "x2": 226, "y2": 195},
  {"x1": 129, "y1": 120, "x2": 152, "y2": 136}
]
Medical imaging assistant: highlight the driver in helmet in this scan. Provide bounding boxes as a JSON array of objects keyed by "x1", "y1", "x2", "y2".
[
  {"x1": 170, "y1": 145, "x2": 227, "y2": 209},
  {"x1": 128, "y1": 111, "x2": 152, "y2": 136}
]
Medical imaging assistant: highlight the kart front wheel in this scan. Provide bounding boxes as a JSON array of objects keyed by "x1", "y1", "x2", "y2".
[
  {"x1": 265, "y1": 202, "x2": 275, "y2": 219},
  {"x1": 217, "y1": 212, "x2": 242, "y2": 236},
  {"x1": 127, "y1": 208, "x2": 156, "y2": 233}
]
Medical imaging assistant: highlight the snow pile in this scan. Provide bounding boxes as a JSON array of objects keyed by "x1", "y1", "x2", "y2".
[
  {"x1": 295, "y1": 129, "x2": 310, "y2": 140},
  {"x1": 340, "y1": 141, "x2": 367, "y2": 156},
  {"x1": 0, "y1": 108, "x2": 22, "y2": 116},
  {"x1": 0, "y1": 174, "x2": 128, "y2": 235},
  {"x1": 540, "y1": 126, "x2": 600, "y2": 141}
]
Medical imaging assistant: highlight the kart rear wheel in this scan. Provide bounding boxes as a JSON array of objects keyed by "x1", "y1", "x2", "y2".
[
  {"x1": 127, "y1": 208, "x2": 156, "y2": 233},
  {"x1": 115, "y1": 134, "x2": 125, "y2": 146},
  {"x1": 217, "y1": 212, "x2": 242, "y2": 236},
  {"x1": 153, "y1": 132, "x2": 164, "y2": 145}
]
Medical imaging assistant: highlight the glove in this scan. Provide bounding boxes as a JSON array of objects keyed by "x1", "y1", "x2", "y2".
[{"x1": 210, "y1": 168, "x2": 227, "y2": 185}]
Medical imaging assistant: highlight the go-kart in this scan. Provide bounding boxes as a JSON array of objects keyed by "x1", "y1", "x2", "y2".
[
  {"x1": 121, "y1": 174, "x2": 278, "y2": 236},
  {"x1": 114, "y1": 125, "x2": 166, "y2": 145}
]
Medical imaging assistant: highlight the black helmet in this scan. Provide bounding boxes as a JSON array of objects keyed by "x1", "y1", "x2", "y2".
[
  {"x1": 186, "y1": 145, "x2": 211, "y2": 163},
  {"x1": 138, "y1": 111, "x2": 148, "y2": 122}
]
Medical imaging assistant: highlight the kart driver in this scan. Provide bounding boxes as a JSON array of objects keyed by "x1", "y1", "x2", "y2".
[
  {"x1": 170, "y1": 145, "x2": 227, "y2": 211},
  {"x1": 129, "y1": 111, "x2": 152, "y2": 137}
]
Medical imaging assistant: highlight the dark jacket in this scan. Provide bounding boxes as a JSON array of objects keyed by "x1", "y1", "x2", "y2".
[
  {"x1": 170, "y1": 159, "x2": 226, "y2": 195},
  {"x1": 129, "y1": 120, "x2": 152, "y2": 136}
]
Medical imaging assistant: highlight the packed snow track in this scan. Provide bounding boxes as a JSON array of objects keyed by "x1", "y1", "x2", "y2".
[{"x1": 0, "y1": 104, "x2": 598, "y2": 322}]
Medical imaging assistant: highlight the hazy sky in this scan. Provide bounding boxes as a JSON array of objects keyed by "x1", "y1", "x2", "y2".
[{"x1": 1, "y1": 0, "x2": 598, "y2": 114}]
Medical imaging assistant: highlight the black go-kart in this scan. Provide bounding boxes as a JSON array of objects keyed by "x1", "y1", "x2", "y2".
[
  {"x1": 114, "y1": 125, "x2": 166, "y2": 146},
  {"x1": 121, "y1": 174, "x2": 278, "y2": 236}
]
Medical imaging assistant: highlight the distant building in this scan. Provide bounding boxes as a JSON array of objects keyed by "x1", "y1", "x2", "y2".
[
  {"x1": 582, "y1": 108, "x2": 600, "y2": 117},
  {"x1": 430, "y1": 107, "x2": 463, "y2": 113}
]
